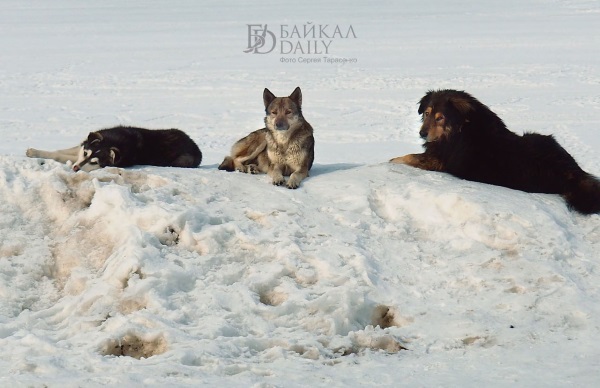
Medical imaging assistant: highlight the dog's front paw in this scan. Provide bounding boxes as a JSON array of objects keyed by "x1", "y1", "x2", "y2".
[
  {"x1": 286, "y1": 177, "x2": 301, "y2": 189},
  {"x1": 26, "y1": 148, "x2": 38, "y2": 158},
  {"x1": 389, "y1": 156, "x2": 408, "y2": 164}
]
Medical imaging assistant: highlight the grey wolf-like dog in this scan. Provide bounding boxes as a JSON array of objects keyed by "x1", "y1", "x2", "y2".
[{"x1": 218, "y1": 87, "x2": 314, "y2": 189}]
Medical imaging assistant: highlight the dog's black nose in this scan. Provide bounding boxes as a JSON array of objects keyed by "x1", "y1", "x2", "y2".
[{"x1": 419, "y1": 128, "x2": 428, "y2": 139}]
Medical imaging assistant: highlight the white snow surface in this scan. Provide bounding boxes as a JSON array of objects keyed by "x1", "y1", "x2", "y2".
[{"x1": 1, "y1": 1, "x2": 600, "y2": 386}]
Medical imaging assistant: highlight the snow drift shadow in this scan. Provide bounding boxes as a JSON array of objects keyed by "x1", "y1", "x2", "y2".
[{"x1": 309, "y1": 163, "x2": 363, "y2": 177}]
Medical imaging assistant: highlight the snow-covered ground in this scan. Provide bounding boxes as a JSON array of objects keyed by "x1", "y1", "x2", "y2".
[{"x1": 1, "y1": 1, "x2": 599, "y2": 386}]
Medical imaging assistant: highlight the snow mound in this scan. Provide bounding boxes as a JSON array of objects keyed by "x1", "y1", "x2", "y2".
[{"x1": 1, "y1": 157, "x2": 599, "y2": 385}]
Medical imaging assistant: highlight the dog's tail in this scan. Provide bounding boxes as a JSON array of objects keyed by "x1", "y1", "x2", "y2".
[
  {"x1": 563, "y1": 173, "x2": 600, "y2": 214},
  {"x1": 218, "y1": 156, "x2": 235, "y2": 171}
]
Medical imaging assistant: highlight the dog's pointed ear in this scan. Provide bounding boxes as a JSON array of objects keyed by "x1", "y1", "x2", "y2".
[
  {"x1": 289, "y1": 87, "x2": 302, "y2": 107},
  {"x1": 418, "y1": 90, "x2": 434, "y2": 115},
  {"x1": 87, "y1": 131, "x2": 103, "y2": 144},
  {"x1": 109, "y1": 147, "x2": 121, "y2": 165},
  {"x1": 263, "y1": 88, "x2": 276, "y2": 108},
  {"x1": 449, "y1": 94, "x2": 474, "y2": 115}
]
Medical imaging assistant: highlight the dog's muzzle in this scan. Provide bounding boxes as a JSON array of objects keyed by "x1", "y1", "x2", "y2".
[{"x1": 73, "y1": 154, "x2": 94, "y2": 172}]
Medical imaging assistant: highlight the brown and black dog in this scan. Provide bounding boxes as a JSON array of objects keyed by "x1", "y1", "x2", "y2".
[
  {"x1": 219, "y1": 87, "x2": 315, "y2": 189},
  {"x1": 391, "y1": 89, "x2": 600, "y2": 214}
]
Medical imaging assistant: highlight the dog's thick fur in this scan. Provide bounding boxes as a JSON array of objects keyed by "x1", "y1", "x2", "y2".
[
  {"x1": 218, "y1": 87, "x2": 315, "y2": 189},
  {"x1": 390, "y1": 89, "x2": 600, "y2": 214},
  {"x1": 26, "y1": 126, "x2": 202, "y2": 172}
]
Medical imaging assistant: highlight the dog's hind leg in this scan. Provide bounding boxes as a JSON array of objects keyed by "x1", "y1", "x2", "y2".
[
  {"x1": 220, "y1": 140, "x2": 268, "y2": 173},
  {"x1": 26, "y1": 146, "x2": 81, "y2": 164},
  {"x1": 218, "y1": 154, "x2": 264, "y2": 173},
  {"x1": 245, "y1": 151, "x2": 270, "y2": 175},
  {"x1": 233, "y1": 141, "x2": 267, "y2": 171}
]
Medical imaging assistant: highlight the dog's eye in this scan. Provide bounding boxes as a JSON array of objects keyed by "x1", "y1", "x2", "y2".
[
  {"x1": 271, "y1": 111, "x2": 277, "y2": 115},
  {"x1": 436, "y1": 116, "x2": 444, "y2": 122},
  {"x1": 424, "y1": 111, "x2": 430, "y2": 117},
  {"x1": 285, "y1": 109, "x2": 292, "y2": 114}
]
